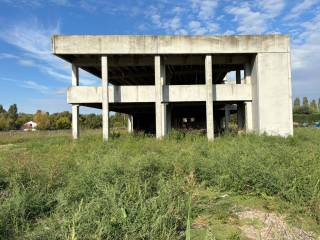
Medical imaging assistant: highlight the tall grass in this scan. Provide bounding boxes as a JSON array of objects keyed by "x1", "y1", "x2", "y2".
[{"x1": 0, "y1": 128, "x2": 319, "y2": 239}]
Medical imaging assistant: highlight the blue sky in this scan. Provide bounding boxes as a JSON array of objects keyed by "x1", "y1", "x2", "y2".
[{"x1": 0, "y1": 0, "x2": 319, "y2": 114}]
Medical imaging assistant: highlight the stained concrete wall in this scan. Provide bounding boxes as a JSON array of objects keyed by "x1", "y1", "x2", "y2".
[
  {"x1": 52, "y1": 35, "x2": 290, "y2": 55},
  {"x1": 67, "y1": 84, "x2": 252, "y2": 104},
  {"x1": 53, "y1": 35, "x2": 293, "y2": 139},
  {"x1": 251, "y1": 53, "x2": 293, "y2": 136}
]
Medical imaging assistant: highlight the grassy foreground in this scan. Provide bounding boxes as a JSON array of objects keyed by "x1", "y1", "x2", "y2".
[{"x1": 0, "y1": 129, "x2": 319, "y2": 239}]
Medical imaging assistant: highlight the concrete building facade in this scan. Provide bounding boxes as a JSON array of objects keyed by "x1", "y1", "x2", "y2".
[{"x1": 52, "y1": 35, "x2": 293, "y2": 140}]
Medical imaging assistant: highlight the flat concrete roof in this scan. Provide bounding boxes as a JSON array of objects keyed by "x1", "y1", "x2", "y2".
[{"x1": 52, "y1": 35, "x2": 290, "y2": 55}]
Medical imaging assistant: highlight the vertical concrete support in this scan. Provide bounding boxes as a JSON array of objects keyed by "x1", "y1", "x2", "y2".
[
  {"x1": 251, "y1": 52, "x2": 293, "y2": 136},
  {"x1": 71, "y1": 64, "x2": 79, "y2": 139},
  {"x1": 236, "y1": 69, "x2": 241, "y2": 84},
  {"x1": 155, "y1": 55, "x2": 167, "y2": 138},
  {"x1": 244, "y1": 62, "x2": 253, "y2": 132},
  {"x1": 205, "y1": 55, "x2": 214, "y2": 140},
  {"x1": 245, "y1": 102, "x2": 253, "y2": 132},
  {"x1": 128, "y1": 114, "x2": 133, "y2": 133},
  {"x1": 101, "y1": 56, "x2": 109, "y2": 141}
]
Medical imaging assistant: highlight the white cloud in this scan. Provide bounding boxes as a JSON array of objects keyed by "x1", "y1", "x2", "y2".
[
  {"x1": 22, "y1": 80, "x2": 49, "y2": 94},
  {"x1": 18, "y1": 59, "x2": 35, "y2": 67},
  {"x1": 285, "y1": 0, "x2": 318, "y2": 20},
  {"x1": 226, "y1": 4, "x2": 268, "y2": 34},
  {"x1": 191, "y1": 0, "x2": 218, "y2": 19},
  {"x1": 0, "y1": 53, "x2": 19, "y2": 59},
  {"x1": 0, "y1": 19, "x2": 98, "y2": 86},
  {"x1": 258, "y1": 0, "x2": 285, "y2": 17},
  {"x1": 291, "y1": 13, "x2": 320, "y2": 98},
  {"x1": 188, "y1": 21, "x2": 208, "y2": 34}
]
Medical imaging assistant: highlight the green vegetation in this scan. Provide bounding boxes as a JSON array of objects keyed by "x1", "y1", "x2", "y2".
[
  {"x1": 294, "y1": 113, "x2": 320, "y2": 125},
  {"x1": 0, "y1": 104, "x2": 127, "y2": 131},
  {"x1": 0, "y1": 129, "x2": 320, "y2": 239},
  {"x1": 293, "y1": 96, "x2": 319, "y2": 114}
]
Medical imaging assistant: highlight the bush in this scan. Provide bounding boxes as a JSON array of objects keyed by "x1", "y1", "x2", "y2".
[{"x1": 0, "y1": 129, "x2": 319, "y2": 238}]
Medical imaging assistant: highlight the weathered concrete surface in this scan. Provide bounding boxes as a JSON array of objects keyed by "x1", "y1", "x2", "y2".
[
  {"x1": 52, "y1": 35, "x2": 290, "y2": 54},
  {"x1": 67, "y1": 84, "x2": 252, "y2": 104},
  {"x1": 251, "y1": 52, "x2": 293, "y2": 137},
  {"x1": 52, "y1": 34, "x2": 293, "y2": 140}
]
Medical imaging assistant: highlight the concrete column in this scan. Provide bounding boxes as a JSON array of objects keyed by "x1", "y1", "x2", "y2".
[
  {"x1": 155, "y1": 55, "x2": 167, "y2": 138},
  {"x1": 101, "y1": 56, "x2": 109, "y2": 141},
  {"x1": 236, "y1": 69, "x2": 241, "y2": 84},
  {"x1": 245, "y1": 102, "x2": 253, "y2": 131},
  {"x1": 128, "y1": 114, "x2": 133, "y2": 133},
  {"x1": 205, "y1": 55, "x2": 214, "y2": 140},
  {"x1": 71, "y1": 64, "x2": 79, "y2": 139},
  {"x1": 244, "y1": 62, "x2": 253, "y2": 132}
]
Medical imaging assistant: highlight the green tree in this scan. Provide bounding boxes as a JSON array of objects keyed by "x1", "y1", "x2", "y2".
[
  {"x1": 0, "y1": 105, "x2": 4, "y2": 114},
  {"x1": 318, "y1": 98, "x2": 320, "y2": 112},
  {"x1": 16, "y1": 113, "x2": 33, "y2": 129},
  {"x1": 7, "y1": 104, "x2": 18, "y2": 130},
  {"x1": 55, "y1": 116, "x2": 71, "y2": 129},
  {"x1": 293, "y1": 97, "x2": 301, "y2": 113},
  {"x1": 310, "y1": 100, "x2": 318, "y2": 113},
  {"x1": 0, "y1": 115, "x2": 9, "y2": 130},
  {"x1": 303, "y1": 97, "x2": 309, "y2": 108},
  {"x1": 293, "y1": 97, "x2": 300, "y2": 108},
  {"x1": 34, "y1": 110, "x2": 50, "y2": 130}
]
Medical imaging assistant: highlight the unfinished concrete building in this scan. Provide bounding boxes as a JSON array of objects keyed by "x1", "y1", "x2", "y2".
[{"x1": 52, "y1": 35, "x2": 293, "y2": 140}]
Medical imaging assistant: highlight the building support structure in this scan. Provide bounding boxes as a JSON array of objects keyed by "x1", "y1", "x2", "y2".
[
  {"x1": 101, "y1": 56, "x2": 109, "y2": 141},
  {"x1": 71, "y1": 64, "x2": 79, "y2": 139},
  {"x1": 205, "y1": 55, "x2": 214, "y2": 140}
]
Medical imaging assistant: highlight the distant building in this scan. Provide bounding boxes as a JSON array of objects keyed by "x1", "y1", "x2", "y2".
[{"x1": 21, "y1": 121, "x2": 37, "y2": 131}]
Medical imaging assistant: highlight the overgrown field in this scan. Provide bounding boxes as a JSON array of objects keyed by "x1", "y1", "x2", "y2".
[{"x1": 0, "y1": 129, "x2": 319, "y2": 239}]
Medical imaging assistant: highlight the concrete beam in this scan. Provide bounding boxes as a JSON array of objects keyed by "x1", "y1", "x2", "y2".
[
  {"x1": 67, "y1": 84, "x2": 253, "y2": 104},
  {"x1": 101, "y1": 56, "x2": 109, "y2": 141},
  {"x1": 205, "y1": 55, "x2": 214, "y2": 140},
  {"x1": 53, "y1": 35, "x2": 290, "y2": 55}
]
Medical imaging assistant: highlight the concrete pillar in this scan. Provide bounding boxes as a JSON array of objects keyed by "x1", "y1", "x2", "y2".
[
  {"x1": 244, "y1": 62, "x2": 253, "y2": 132},
  {"x1": 236, "y1": 69, "x2": 241, "y2": 84},
  {"x1": 128, "y1": 114, "x2": 133, "y2": 133},
  {"x1": 71, "y1": 64, "x2": 79, "y2": 139},
  {"x1": 245, "y1": 102, "x2": 253, "y2": 132},
  {"x1": 101, "y1": 56, "x2": 109, "y2": 141},
  {"x1": 155, "y1": 55, "x2": 167, "y2": 138},
  {"x1": 205, "y1": 55, "x2": 214, "y2": 140}
]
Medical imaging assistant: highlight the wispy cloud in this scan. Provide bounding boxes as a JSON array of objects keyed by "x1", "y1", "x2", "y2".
[
  {"x1": 146, "y1": 0, "x2": 220, "y2": 35},
  {"x1": 284, "y1": 0, "x2": 318, "y2": 20},
  {"x1": 1, "y1": 0, "x2": 71, "y2": 8},
  {"x1": 22, "y1": 80, "x2": 49, "y2": 94},
  {"x1": 190, "y1": 0, "x2": 218, "y2": 20},
  {"x1": 0, "y1": 19, "x2": 98, "y2": 86},
  {"x1": 226, "y1": 4, "x2": 268, "y2": 34}
]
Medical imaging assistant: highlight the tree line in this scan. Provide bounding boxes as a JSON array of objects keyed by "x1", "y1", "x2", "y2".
[
  {"x1": 0, "y1": 104, "x2": 127, "y2": 131},
  {"x1": 293, "y1": 97, "x2": 320, "y2": 114}
]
